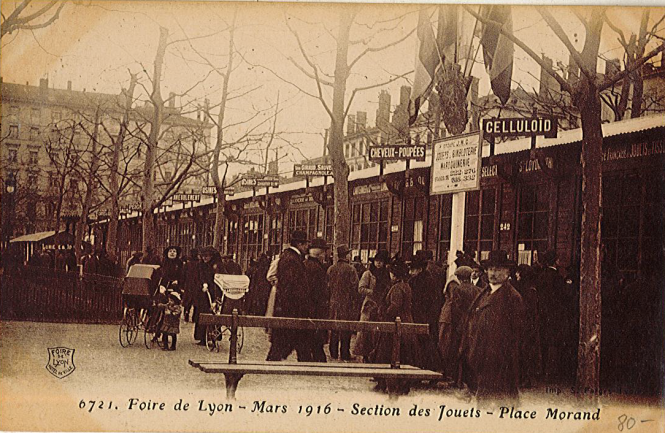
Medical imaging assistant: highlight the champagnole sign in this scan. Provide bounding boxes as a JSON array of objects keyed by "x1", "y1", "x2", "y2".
[
  {"x1": 431, "y1": 132, "x2": 482, "y2": 195},
  {"x1": 481, "y1": 117, "x2": 558, "y2": 138},
  {"x1": 368, "y1": 145, "x2": 426, "y2": 161},
  {"x1": 293, "y1": 164, "x2": 333, "y2": 177}
]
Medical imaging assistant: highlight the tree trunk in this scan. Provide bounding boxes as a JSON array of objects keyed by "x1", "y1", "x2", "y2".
[
  {"x1": 211, "y1": 13, "x2": 236, "y2": 251},
  {"x1": 576, "y1": 13, "x2": 604, "y2": 394},
  {"x1": 142, "y1": 27, "x2": 168, "y2": 253},
  {"x1": 329, "y1": 10, "x2": 353, "y2": 260},
  {"x1": 106, "y1": 74, "x2": 137, "y2": 258},
  {"x1": 631, "y1": 10, "x2": 650, "y2": 119},
  {"x1": 75, "y1": 109, "x2": 100, "y2": 261}
]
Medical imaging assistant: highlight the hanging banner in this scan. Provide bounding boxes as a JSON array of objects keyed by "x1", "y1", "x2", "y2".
[{"x1": 431, "y1": 132, "x2": 481, "y2": 195}]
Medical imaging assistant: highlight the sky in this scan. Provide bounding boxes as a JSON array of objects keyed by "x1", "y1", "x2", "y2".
[{"x1": 2, "y1": 1, "x2": 663, "y2": 179}]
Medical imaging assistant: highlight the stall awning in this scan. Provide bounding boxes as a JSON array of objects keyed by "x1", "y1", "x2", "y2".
[{"x1": 9, "y1": 231, "x2": 57, "y2": 243}]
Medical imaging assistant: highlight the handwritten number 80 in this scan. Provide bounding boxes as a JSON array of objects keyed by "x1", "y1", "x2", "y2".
[{"x1": 618, "y1": 415, "x2": 636, "y2": 431}]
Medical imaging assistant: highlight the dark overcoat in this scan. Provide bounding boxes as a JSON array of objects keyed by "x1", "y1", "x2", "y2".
[
  {"x1": 373, "y1": 280, "x2": 418, "y2": 366},
  {"x1": 460, "y1": 282, "x2": 525, "y2": 399},
  {"x1": 274, "y1": 247, "x2": 308, "y2": 318},
  {"x1": 327, "y1": 259, "x2": 360, "y2": 321}
]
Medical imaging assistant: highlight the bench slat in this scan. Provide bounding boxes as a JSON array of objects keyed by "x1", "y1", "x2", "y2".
[
  {"x1": 189, "y1": 360, "x2": 422, "y2": 370},
  {"x1": 193, "y1": 362, "x2": 442, "y2": 380},
  {"x1": 198, "y1": 314, "x2": 429, "y2": 334}
]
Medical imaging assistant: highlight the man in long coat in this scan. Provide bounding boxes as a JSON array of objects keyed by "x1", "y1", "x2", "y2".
[
  {"x1": 460, "y1": 250, "x2": 525, "y2": 401},
  {"x1": 327, "y1": 245, "x2": 359, "y2": 360},
  {"x1": 536, "y1": 250, "x2": 574, "y2": 384},
  {"x1": 304, "y1": 238, "x2": 330, "y2": 362},
  {"x1": 266, "y1": 230, "x2": 311, "y2": 361}
]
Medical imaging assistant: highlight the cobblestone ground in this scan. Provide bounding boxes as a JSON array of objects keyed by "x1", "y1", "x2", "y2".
[{"x1": 0, "y1": 320, "x2": 662, "y2": 433}]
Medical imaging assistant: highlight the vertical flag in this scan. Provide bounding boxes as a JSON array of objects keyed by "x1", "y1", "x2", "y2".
[
  {"x1": 480, "y1": 5, "x2": 514, "y2": 105},
  {"x1": 409, "y1": 8, "x2": 439, "y2": 126}
]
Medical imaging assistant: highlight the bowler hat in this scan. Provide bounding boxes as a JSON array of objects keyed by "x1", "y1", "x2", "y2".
[
  {"x1": 290, "y1": 230, "x2": 309, "y2": 244},
  {"x1": 371, "y1": 250, "x2": 390, "y2": 263},
  {"x1": 169, "y1": 291, "x2": 181, "y2": 302},
  {"x1": 481, "y1": 250, "x2": 516, "y2": 269},
  {"x1": 388, "y1": 257, "x2": 410, "y2": 279},
  {"x1": 199, "y1": 246, "x2": 218, "y2": 256},
  {"x1": 408, "y1": 254, "x2": 428, "y2": 270},
  {"x1": 310, "y1": 238, "x2": 328, "y2": 250},
  {"x1": 336, "y1": 245, "x2": 351, "y2": 257}
]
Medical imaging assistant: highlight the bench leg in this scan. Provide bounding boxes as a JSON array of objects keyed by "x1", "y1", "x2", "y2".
[
  {"x1": 386, "y1": 379, "x2": 410, "y2": 400},
  {"x1": 223, "y1": 373, "x2": 243, "y2": 400}
]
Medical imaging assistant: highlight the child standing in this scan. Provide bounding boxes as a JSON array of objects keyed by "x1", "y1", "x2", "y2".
[{"x1": 159, "y1": 291, "x2": 182, "y2": 351}]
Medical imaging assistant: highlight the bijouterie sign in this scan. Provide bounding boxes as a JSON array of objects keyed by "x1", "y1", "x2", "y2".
[
  {"x1": 481, "y1": 117, "x2": 558, "y2": 138},
  {"x1": 368, "y1": 145, "x2": 426, "y2": 162}
]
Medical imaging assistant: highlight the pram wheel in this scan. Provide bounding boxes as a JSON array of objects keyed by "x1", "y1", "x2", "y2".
[
  {"x1": 119, "y1": 308, "x2": 138, "y2": 347},
  {"x1": 206, "y1": 325, "x2": 223, "y2": 352}
]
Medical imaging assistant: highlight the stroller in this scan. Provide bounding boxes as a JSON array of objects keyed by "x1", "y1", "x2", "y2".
[
  {"x1": 204, "y1": 273, "x2": 250, "y2": 353},
  {"x1": 119, "y1": 264, "x2": 161, "y2": 348}
]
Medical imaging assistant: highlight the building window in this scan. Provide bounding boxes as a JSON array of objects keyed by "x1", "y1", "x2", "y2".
[
  {"x1": 240, "y1": 213, "x2": 264, "y2": 271},
  {"x1": 8, "y1": 106, "x2": 19, "y2": 121},
  {"x1": 345, "y1": 144, "x2": 350, "y2": 158},
  {"x1": 31, "y1": 108, "x2": 40, "y2": 123},
  {"x1": 325, "y1": 206, "x2": 334, "y2": 244},
  {"x1": 29, "y1": 151, "x2": 39, "y2": 165},
  {"x1": 602, "y1": 172, "x2": 664, "y2": 283},
  {"x1": 401, "y1": 196, "x2": 426, "y2": 258},
  {"x1": 227, "y1": 219, "x2": 239, "y2": 256},
  {"x1": 288, "y1": 208, "x2": 318, "y2": 244},
  {"x1": 30, "y1": 127, "x2": 40, "y2": 141},
  {"x1": 52, "y1": 110, "x2": 62, "y2": 122},
  {"x1": 28, "y1": 174, "x2": 38, "y2": 189},
  {"x1": 9, "y1": 125, "x2": 19, "y2": 138},
  {"x1": 7, "y1": 149, "x2": 18, "y2": 163},
  {"x1": 164, "y1": 171, "x2": 172, "y2": 181},
  {"x1": 268, "y1": 214, "x2": 283, "y2": 257},
  {"x1": 438, "y1": 194, "x2": 453, "y2": 262},
  {"x1": 516, "y1": 183, "x2": 549, "y2": 265},
  {"x1": 351, "y1": 199, "x2": 389, "y2": 262},
  {"x1": 464, "y1": 188, "x2": 497, "y2": 262}
]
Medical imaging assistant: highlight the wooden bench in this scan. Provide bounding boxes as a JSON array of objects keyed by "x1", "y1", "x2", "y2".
[{"x1": 190, "y1": 310, "x2": 443, "y2": 399}]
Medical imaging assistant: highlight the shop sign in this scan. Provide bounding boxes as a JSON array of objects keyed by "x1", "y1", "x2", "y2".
[
  {"x1": 602, "y1": 139, "x2": 665, "y2": 162},
  {"x1": 481, "y1": 117, "x2": 557, "y2": 139},
  {"x1": 241, "y1": 176, "x2": 279, "y2": 188},
  {"x1": 294, "y1": 164, "x2": 333, "y2": 177},
  {"x1": 172, "y1": 193, "x2": 201, "y2": 202},
  {"x1": 431, "y1": 132, "x2": 481, "y2": 195},
  {"x1": 290, "y1": 194, "x2": 314, "y2": 205},
  {"x1": 368, "y1": 145, "x2": 426, "y2": 162},
  {"x1": 202, "y1": 186, "x2": 235, "y2": 196},
  {"x1": 243, "y1": 201, "x2": 260, "y2": 210},
  {"x1": 353, "y1": 183, "x2": 388, "y2": 196},
  {"x1": 518, "y1": 157, "x2": 553, "y2": 173},
  {"x1": 482, "y1": 164, "x2": 498, "y2": 178}
]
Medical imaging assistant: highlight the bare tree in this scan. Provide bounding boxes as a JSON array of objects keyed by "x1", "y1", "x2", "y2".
[
  {"x1": 276, "y1": 7, "x2": 415, "y2": 257},
  {"x1": 465, "y1": 5, "x2": 665, "y2": 391},
  {"x1": 1, "y1": 0, "x2": 65, "y2": 39}
]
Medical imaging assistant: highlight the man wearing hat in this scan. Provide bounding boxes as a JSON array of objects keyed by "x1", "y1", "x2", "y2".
[
  {"x1": 327, "y1": 245, "x2": 359, "y2": 360},
  {"x1": 459, "y1": 250, "x2": 525, "y2": 400},
  {"x1": 304, "y1": 238, "x2": 330, "y2": 362},
  {"x1": 267, "y1": 230, "x2": 311, "y2": 361},
  {"x1": 221, "y1": 254, "x2": 242, "y2": 275},
  {"x1": 438, "y1": 266, "x2": 482, "y2": 381},
  {"x1": 409, "y1": 251, "x2": 441, "y2": 371}
]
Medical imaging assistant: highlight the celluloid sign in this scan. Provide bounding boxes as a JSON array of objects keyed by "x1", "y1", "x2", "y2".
[
  {"x1": 431, "y1": 133, "x2": 482, "y2": 194},
  {"x1": 294, "y1": 164, "x2": 333, "y2": 177},
  {"x1": 368, "y1": 145, "x2": 426, "y2": 161},
  {"x1": 481, "y1": 117, "x2": 558, "y2": 138}
]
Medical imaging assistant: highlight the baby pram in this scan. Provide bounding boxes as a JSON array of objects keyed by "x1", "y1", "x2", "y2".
[
  {"x1": 205, "y1": 273, "x2": 250, "y2": 353},
  {"x1": 119, "y1": 264, "x2": 160, "y2": 348}
]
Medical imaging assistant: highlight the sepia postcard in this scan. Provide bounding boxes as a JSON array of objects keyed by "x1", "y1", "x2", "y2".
[{"x1": 1, "y1": 0, "x2": 664, "y2": 432}]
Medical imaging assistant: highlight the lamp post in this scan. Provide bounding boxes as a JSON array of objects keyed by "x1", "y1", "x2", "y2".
[{"x1": 4, "y1": 173, "x2": 16, "y2": 245}]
